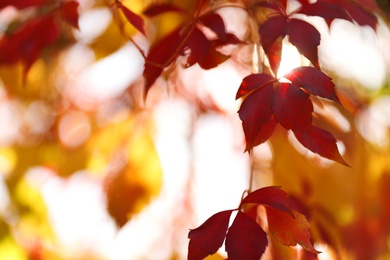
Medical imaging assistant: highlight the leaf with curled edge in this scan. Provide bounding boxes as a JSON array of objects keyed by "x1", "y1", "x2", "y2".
[
  {"x1": 272, "y1": 82, "x2": 313, "y2": 133},
  {"x1": 238, "y1": 81, "x2": 275, "y2": 151},
  {"x1": 266, "y1": 207, "x2": 320, "y2": 254},
  {"x1": 225, "y1": 211, "x2": 268, "y2": 260},
  {"x1": 117, "y1": 2, "x2": 145, "y2": 35},
  {"x1": 293, "y1": 126, "x2": 349, "y2": 166},
  {"x1": 59, "y1": 0, "x2": 80, "y2": 29},
  {"x1": 259, "y1": 15, "x2": 288, "y2": 75},
  {"x1": 284, "y1": 66, "x2": 341, "y2": 104},
  {"x1": 241, "y1": 186, "x2": 293, "y2": 216},
  {"x1": 288, "y1": 19, "x2": 320, "y2": 68},
  {"x1": 188, "y1": 210, "x2": 233, "y2": 260},
  {"x1": 143, "y1": 3, "x2": 189, "y2": 17}
]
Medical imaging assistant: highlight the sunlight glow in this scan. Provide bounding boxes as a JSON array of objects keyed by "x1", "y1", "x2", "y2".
[{"x1": 277, "y1": 41, "x2": 302, "y2": 79}]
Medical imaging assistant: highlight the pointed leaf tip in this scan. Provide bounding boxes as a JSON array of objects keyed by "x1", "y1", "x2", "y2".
[{"x1": 293, "y1": 126, "x2": 349, "y2": 166}]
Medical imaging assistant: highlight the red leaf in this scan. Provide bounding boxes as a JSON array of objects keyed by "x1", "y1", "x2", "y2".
[
  {"x1": 143, "y1": 27, "x2": 185, "y2": 96},
  {"x1": 266, "y1": 208, "x2": 319, "y2": 254},
  {"x1": 200, "y1": 13, "x2": 226, "y2": 40},
  {"x1": 298, "y1": 0, "x2": 353, "y2": 26},
  {"x1": 284, "y1": 66, "x2": 341, "y2": 104},
  {"x1": 288, "y1": 19, "x2": 320, "y2": 68},
  {"x1": 143, "y1": 3, "x2": 189, "y2": 17},
  {"x1": 0, "y1": 0, "x2": 48, "y2": 9},
  {"x1": 185, "y1": 27, "x2": 210, "y2": 68},
  {"x1": 0, "y1": 15, "x2": 60, "y2": 76},
  {"x1": 197, "y1": 42, "x2": 230, "y2": 69},
  {"x1": 236, "y1": 73, "x2": 275, "y2": 99},
  {"x1": 298, "y1": 0, "x2": 377, "y2": 29},
  {"x1": 185, "y1": 27, "x2": 233, "y2": 70},
  {"x1": 188, "y1": 210, "x2": 233, "y2": 260},
  {"x1": 238, "y1": 81, "x2": 275, "y2": 151},
  {"x1": 340, "y1": 0, "x2": 377, "y2": 29},
  {"x1": 293, "y1": 126, "x2": 349, "y2": 166},
  {"x1": 225, "y1": 211, "x2": 268, "y2": 260},
  {"x1": 60, "y1": 0, "x2": 80, "y2": 29},
  {"x1": 241, "y1": 186, "x2": 293, "y2": 215},
  {"x1": 272, "y1": 83, "x2": 313, "y2": 132},
  {"x1": 117, "y1": 2, "x2": 145, "y2": 35},
  {"x1": 259, "y1": 15, "x2": 288, "y2": 74}
]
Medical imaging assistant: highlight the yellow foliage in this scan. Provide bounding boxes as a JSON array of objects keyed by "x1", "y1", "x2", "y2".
[{"x1": 0, "y1": 236, "x2": 27, "y2": 260}]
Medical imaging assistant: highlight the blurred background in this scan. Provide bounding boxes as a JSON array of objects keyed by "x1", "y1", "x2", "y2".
[{"x1": 0, "y1": 0, "x2": 390, "y2": 259}]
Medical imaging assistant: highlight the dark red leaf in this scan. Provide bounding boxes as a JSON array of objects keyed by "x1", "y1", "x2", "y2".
[
  {"x1": 288, "y1": 19, "x2": 320, "y2": 68},
  {"x1": 266, "y1": 208, "x2": 319, "y2": 254},
  {"x1": 340, "y1": 0, "x2": 377, "y2": 29},
  {"x1": 272, "y1": 83, "x2": 313, "y2": 132},
  {"x1": 60, "y1": 0, "x2": 80, "y2": 29},
  {"x1": 197, "y1": 42, "x2": 230, "y2": 69},
  {"x1": 0, "y1": 15, "x2": 60, "y2": 77},
  {"x1": 188, "y1": 210, "x2": 233, "y2": 260},
  {"x1": 225, "y1": 211, "x2": 268, "y2": 260},
  {"x1": 185, "y1": 27, "x2": 210, "y2": 68},
  {"x1": 238, "y1": 82, "x2": 275, "y2": 151},
  {"x1": 185, "y1": 27, "x2": 232, "y2": 70},
  {"x1": 293, "y1": 126, "x2": 349, "y2": 166},
  {"x1": 298, "y1": 0, "x2": 377, "y2": 29},
  {"x1": 236, "y1": 73, "x2": 275, "y2": 99},
  {"x1": 200, "y1": 13, "x2": 226, "y2": 40},
  {"x1": 267, "y1": 38, "x2": 284, "y2": 76},
  {"x1": 297, "y1": 0, "x2": 353, "y2": 26},
  {"x1": 214, "y1": 33, "x2": 243, "y2": 45},
  {"x1": 259, "y1": 15, "x2": 288, "y2": 74},
  {"x1": 0, "y1": 0, "x2": 48, "y2": 9},
  {"x1": 143, "y1": 3, "x2": 189, "y2": 17},
  {"x1": 143, "y1": 27, "x2": 185, "y2": 96},
  {"x1": 259, "y1": 15, "x2": 288, "y2": 51},
  {"x1": 241, "y1": 186, "x2": 293, "y2": 215},
  {"x1": 284, "y1": 66, "x2": 340, "y2": 104},
  {"x1": 117, "y1": 2, "x2": 145, "y2": 35}
]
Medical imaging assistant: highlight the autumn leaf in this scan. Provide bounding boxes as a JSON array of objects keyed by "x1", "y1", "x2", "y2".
[
  {"x1": 298, "y1": 0, "x2": 377, "y2": 29},
  {"x1": 293, "y1": 126, "x2": 349, "y2": 166},
  {"x1": 240, "y1": 186, "x2": 293, "y2": 215},
  {"x1": 199, "y1": 12, "x2": 226, "y2": 40},
  {"x1": 188, "y1": 210, "x2": 233, "y2": 260},
  {"x1": 117, "y1": 1, "x2": 145, "y2": 35},
  {"x1": 288, "y1": 19, "x2": 320, "y2": 68},
  {"x1": 0, "y1": 15, "x2": 60, "y2": 78},
  {"x1": 272, "y1": 82, "x2": 313, "y2": 133},
  {"x1": 59, "y1": 0, "x2": 80, "y2": 29},
  {"x1": 284, "y1": 66, "x2": 340, "y2": 104},
  {"x1": 238, "y1": 81, "x2": 275, "y2": 151},
  {"x1": 266, "y1": 208, "x2": 319, "y2": 254},
  {"x1": 143, "y1": 3, "x2": 189, "y2": 17},
  {"x1": 143, "y1": 27, "x2": 186, "y2": 96},
  {"x1": 259, "y1": 15, "x2": 288, "y2": 74},
  {"x1": 225, "y1": 211, "x2": 268, "y2": 260},
  {"x1": 236, "y1": 73, "x2": 275, "y2": 99}
]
